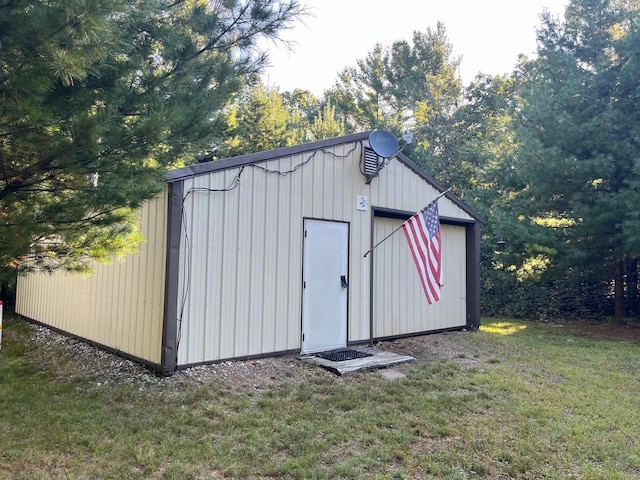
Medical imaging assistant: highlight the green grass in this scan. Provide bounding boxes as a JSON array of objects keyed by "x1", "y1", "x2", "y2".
[{"x1": 2, "y1": 315, "x2": 640, "y2": 479}]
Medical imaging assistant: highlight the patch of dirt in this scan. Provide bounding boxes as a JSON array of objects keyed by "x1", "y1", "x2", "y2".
[
  {"x1": 26, "y1": 320, "x2": 640, "y2": 393},
  {"x1": 29, "y1": 324, "x2": 328, "y2": 393},
  {"x1": 549, "y1": 321, "x2": 640, "y2": 342}
]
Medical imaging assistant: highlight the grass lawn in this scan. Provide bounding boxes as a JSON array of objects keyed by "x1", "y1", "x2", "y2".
[{"x1": 1, "y1": 315, "x2": 640, "y2": 479}]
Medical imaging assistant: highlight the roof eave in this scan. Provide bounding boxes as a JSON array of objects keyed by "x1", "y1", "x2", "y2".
[
  {"x1": 395, "y1": 152, "x2": 486, "y2": 224},
  {"x1": 164, "y1": 131, "x2": 484, "y2": 224},
  {"x1": 165, "y1": 132, "x2": 372, "y2": 183}
]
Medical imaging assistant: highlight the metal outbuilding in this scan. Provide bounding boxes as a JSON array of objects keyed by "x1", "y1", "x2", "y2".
[{"x1": 16, "y1": 132, "x2": 483, "y2": 373}]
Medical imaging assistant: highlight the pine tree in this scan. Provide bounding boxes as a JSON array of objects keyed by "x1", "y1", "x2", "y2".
[
  {"x1": 219, "y1": 83, "x2": 304, "y2": 157},
  {"x1": 216, "y1": 84, "x2": 346, "y2": 158},
  {"x1": 512, "y1": 0, "x2": 640, "y2": 322},
  {"x1": 0, "y1": 0, "x2": 305, "y2": 274},
  {"x1": 324, "y1": 24, "x2": 462, "y2": 182}
]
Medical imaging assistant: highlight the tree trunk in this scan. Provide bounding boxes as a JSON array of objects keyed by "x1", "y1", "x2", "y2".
[
  {"x1": 627, "y1": 257, "x2": 639, "y2": 317},
  {"x1": 614, "y1": 259, "x2": 626, "y2": 324}
]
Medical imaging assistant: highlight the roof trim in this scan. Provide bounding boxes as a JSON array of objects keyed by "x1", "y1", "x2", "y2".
[
  {"x1": 166, "y1": 132, "x2": 371, "y2": 182},
  {"x1": 394, "y1": 151, "x2": 485, "y2": 223},
  {"x1": 165, "y1": 131, "x2": 484, "y2": 223}
]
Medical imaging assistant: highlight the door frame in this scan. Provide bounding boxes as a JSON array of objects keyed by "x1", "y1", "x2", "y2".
[{"x1": 300, "y1": 218, "x2": 350, "y2": 354}]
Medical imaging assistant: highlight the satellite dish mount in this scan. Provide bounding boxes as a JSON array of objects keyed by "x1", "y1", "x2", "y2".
[{"x1": 363, "y1": 130, "x2": 412, "y2": 184}]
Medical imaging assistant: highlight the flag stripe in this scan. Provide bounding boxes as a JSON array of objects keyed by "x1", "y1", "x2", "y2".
[
  {"x1": 404, "y1": 216, "x2": 434, "y2": 303},
  {"x1": 401, "y1": 202, "x2": 442, "y2": 304},
  {"x1": 404, "y1": 218, "x2": 435, "y2": 300}
]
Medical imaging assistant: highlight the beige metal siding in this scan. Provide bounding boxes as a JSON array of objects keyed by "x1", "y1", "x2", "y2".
[
  {"x1": 372, "y1": 219, "x2": 467, "y2": 338},
  {"x1": 15, "y1": 191, "x2": 168, "y2": 364},
  {"x1": 177, "y1": 142, "x2": 473, "y2": 365}
]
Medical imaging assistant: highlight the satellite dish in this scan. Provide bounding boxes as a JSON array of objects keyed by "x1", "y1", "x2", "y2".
[{"x1": 369, "y1": 130, "x2": 399, "y2": 158}]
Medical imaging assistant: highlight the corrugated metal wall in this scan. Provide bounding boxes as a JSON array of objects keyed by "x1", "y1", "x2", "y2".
[
  {"x1": 177, "y1": 142, "x2": 474, "y2": 365},
  {"x1": 15, "y1": 191, "x2": 168, "y2": 364},
  {"x1": 372, "y1": 219, "x2": 467, "y2": 337}
]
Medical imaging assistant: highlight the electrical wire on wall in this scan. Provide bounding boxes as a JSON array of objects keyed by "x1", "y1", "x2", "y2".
[
  {"x1": 174, "y1": 143, "x2": 362, "y2": 360},
  {"x1": 176, "y1": 167, "x2": 245, "y2": 355}
]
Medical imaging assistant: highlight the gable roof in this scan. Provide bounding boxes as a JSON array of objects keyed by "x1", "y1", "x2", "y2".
[{"x1": 166, "y1": 131, "x2": 484, "y2": 223}]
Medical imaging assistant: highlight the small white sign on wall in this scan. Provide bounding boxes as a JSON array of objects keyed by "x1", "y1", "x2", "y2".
[{"x1": 356, "y1": 195, "x2": 368, "y2": 211}]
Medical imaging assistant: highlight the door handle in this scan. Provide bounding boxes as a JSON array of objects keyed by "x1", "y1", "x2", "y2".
[{"x1": 341, "y1": 275, "x2": 349, "y2": 288}]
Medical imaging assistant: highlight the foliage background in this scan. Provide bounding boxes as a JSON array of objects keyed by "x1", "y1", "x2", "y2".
[{"x1": 3, "y1": 0, "x2": 640, "y2": 323}]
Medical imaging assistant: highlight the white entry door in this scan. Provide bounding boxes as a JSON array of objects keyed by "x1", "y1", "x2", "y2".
[{"x1": 301, "y1": 219, "x2": 349, "y2": 354}]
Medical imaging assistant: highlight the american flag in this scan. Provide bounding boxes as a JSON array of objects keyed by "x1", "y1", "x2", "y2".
[{"x1": 401, "y1": 201, "x2": 443, "y2": 304}]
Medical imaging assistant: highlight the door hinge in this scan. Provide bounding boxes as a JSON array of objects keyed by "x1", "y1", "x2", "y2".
[
  {"x1": 302, "y1": 333, "x2": 305, "y2": 341},
  {"x1": 303, "y1": 281, "x2": 306, "y2": 289},
  {"x1": 304, "y1": 230, "x2": 307, "y2": 238}
]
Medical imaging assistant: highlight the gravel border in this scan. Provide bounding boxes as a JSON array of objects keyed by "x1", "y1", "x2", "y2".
[{"x1": 28, "y1": 323, "x2": 325, "y2": 392}]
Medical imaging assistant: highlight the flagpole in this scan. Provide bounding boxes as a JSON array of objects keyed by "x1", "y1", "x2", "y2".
[{"x1": 363, "y1": 188, "x2": 451, "y2": 258}]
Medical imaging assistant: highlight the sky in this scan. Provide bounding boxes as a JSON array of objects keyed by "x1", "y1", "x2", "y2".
[{"x1": 261, "y1": 0, "x2": 570, "y2": 95}]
